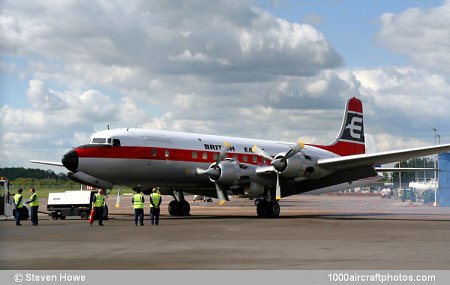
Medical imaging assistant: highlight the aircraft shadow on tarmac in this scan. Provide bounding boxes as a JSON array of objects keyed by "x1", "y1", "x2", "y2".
[{"x1": 109, "y1": 212, "x2": 450, "y2": 222}]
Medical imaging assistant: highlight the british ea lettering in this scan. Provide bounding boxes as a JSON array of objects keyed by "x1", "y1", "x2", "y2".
[
  {"x1": 244, "y1": 147, "x2": 254, "y2": 153},
  {"x1": 203, "y1": 144, "x2": 235, "y2": 152}
]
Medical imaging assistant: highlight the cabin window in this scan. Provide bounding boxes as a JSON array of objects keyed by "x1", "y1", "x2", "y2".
[
  {"x1": 252, "y1": 156, "x2": 258, "y2": 163},
  {"x1": 213, "y1": 153, "x2": 218, "y2": 161},
  {"x1": 152, "y1": 149, "x2": 157, "y2": 157},
  {"x1": 107, "y1": 138, "x2": 112, "y2": 144},
  {"x1": 202, "y1": 152, "x2": 208, "y2": 160},
  {"x1": 112, "y1": 139, "x2": 121, "y2": 147},
  {"x1": 233, "y1": 154, "x2": 238, "y2": 160},
  {"x1": 192, "y1": 151, "x2": 198, "y2": 159},
  {"x1": 165, "y1": 149, "x2": 170, "y2": 158},
  {"x1": 243, "y1": 155, "x2": 248, "y2": 162}
]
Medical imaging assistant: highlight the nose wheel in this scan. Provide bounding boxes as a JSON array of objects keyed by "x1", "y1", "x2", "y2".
[{"x1": 256, "y1": 200, "x2": 280, "y2": 218}]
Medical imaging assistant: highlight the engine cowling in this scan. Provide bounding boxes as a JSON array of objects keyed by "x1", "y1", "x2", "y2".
[
  {"x1": 209, "y1": 159, "x2": 254, "y2": 187},
  {"x1": 275, "y1": 153, "x2": 318, "y2": 179}
]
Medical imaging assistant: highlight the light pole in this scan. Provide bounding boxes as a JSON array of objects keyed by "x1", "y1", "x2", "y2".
[{"x1": 432, "y1": 128, "x2": 438, "y2": 206}]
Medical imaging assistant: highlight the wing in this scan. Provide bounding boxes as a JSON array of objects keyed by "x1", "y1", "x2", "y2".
[
  {"x1": 29, "y1": 160, "x2": 64, "y2": 167},
  {"x1": 318, "y1": 144, "x2": 450, "y2": 172}
]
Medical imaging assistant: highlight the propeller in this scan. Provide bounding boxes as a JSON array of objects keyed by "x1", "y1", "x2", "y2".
[
  {"x1": 196, "y1": 142, "x2": 231, "y2": 205},
  {"x1": 252, "y1": 141, "x2": 305, "y2": 201}
]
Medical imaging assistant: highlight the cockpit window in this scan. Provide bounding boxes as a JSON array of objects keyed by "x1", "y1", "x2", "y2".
[
  {"x1": 92, "y1": 138, "x2": 107, "y2": 144},
  {"x1": 112, "y1": 139, "x2": 121, "y2": 147}
]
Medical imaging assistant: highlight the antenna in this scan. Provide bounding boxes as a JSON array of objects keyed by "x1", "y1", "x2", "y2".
[{"x1": 107, "y1": 124, "x2": 110, "y2": 130}]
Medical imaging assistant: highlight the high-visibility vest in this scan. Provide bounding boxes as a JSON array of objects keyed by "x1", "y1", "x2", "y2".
[
  {"x1": 150, "y1": 193, "x2": 161, "y2": 208},
  {"x1": 14, "y1": 194, "x2": 23, "y2": 208},
  {"x1": 93, "y1": 194, "x2": 105, "y2": 207},
  {"x1": 133, "y1": 193, "x2": 144, "y2": 209},
  {"x1": 29, "y1": 193, "x2": 39, "y2": 207}
]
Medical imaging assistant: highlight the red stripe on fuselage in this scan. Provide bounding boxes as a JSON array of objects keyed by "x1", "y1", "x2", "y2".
[{"x1": 75, "y1": 146, "x2": 272, "y2": 166}]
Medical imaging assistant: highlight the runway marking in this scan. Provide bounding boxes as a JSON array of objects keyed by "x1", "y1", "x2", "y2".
[{"x1": 212, "y1": 226, "x2": 240, "y2": 239}]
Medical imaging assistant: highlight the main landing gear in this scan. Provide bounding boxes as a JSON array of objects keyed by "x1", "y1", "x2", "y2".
[
  {"x1": 168, "y1": 190, "x2": 191, "y2": 216},
  {"x1": 255, "y1": 198, "x2": 280, "y2": 218}
]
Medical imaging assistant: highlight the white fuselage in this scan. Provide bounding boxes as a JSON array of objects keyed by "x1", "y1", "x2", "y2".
[{"x1": 70, "y1": 128, "x2": 375, "y2": 196}]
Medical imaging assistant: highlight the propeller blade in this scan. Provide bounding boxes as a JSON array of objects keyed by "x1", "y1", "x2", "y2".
[
  {"x1": 282, "y1": 141, "x2": 304, "y2": 162},
  {"x1": 216, "y1": 141, "x2": 231, "y2": 164},
  {"x1": 196, "y1": 167, "x2": 220, "y2": 177},
  {"x1": 252, "y1": 145, "x2": 273, "y2": 161},
  {"x1": 196, "y1": 167, "x2": 208, "y2": 175},
  {"x1": 275, "y1": 173, "x2": 281, "y2": 201},
  {"x1": 215, "y1": 183, "x2": 226, "y2": 205}
]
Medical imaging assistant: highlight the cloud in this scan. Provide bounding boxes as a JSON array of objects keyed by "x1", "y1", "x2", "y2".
[
  {"x1": 0, "y1": 0, "x2": 342, "y2": 85},
  {"x1": 377, "y1": 0, "x2": 450, "y2": 72},
  {"x1": 354, "y1": 67, "x2": 450, "y2": 144}
]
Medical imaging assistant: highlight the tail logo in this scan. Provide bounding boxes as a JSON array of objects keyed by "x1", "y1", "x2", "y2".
[{"x1": 342, "y1": 112, "x2": 364, "y2": 143}]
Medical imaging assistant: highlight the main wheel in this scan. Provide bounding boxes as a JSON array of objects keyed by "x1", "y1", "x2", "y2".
[
  {"x1": 267, "y1": 201, "x2": 280, "y2": 218},
  {"x1": 168, "y1": 200, "x2": 179, "y2": 216},
  {"x1": 256, "y1": 200, "x2": 268, "y2": 217},
  {"x1": 179, "y1": 200, "x2": 190, "y2": 216}
]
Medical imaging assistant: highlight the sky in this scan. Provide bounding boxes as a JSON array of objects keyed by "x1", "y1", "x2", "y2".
[{"x1": 1, "y1": 0, "x2": 450, "y2": 173}]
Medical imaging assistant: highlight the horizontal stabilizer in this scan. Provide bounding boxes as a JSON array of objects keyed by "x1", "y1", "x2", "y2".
[
  {"x1": 29, "y1": 160, "x2": 63, "y2": 167},
  {"x1": 318, "y1": 144, "x2": 450, "y2": 172}
]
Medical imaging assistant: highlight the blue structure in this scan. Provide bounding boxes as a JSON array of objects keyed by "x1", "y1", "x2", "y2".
[{"x1": 438, "y1": 152, "x2": 450, "y2": 207}]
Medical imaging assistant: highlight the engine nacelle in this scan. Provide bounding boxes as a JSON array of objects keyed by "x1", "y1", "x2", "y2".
[
  {"x1": 278, "y1": 154, "x2": 318, "y2": 179},
  {"x1": 210, "y1": 159, "x2": 254, "y2": 187}
]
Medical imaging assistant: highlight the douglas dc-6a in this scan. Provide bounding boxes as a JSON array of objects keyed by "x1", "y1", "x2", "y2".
[{"x1": 31, "y1": 97, "x2": 450, "y2": 217}]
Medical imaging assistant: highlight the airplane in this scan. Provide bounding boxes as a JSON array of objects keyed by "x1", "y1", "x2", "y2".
[{"x1": 31, "y1": 97, "x2": 450, "y2": 218}]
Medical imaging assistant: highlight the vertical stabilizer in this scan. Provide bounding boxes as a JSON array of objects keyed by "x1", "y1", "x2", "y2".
[{"x1": 313, "y1": 97, "x2": 365, "y2": 156}]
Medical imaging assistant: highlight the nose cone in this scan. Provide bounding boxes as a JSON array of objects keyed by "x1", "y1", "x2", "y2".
[{"x1": 62, "y1": 149, "x2": 79, "y2": 172}]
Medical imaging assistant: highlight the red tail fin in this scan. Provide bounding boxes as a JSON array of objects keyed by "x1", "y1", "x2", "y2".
[{"x1": 313, "y1": 97, "x2": 365, "y2": 156}]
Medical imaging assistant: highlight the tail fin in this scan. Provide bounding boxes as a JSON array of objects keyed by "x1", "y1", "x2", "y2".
[{"x1": 314, "y1": 97, "x2": 365, "y2": 156}]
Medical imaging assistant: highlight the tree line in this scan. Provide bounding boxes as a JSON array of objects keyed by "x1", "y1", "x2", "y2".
[{"x1": 0, "y1": 167, "x2": 68, "y2": 180}]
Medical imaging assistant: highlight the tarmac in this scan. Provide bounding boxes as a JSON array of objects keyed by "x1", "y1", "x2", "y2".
[{"x1": 1, "y1": 194, "x2": 450, "y2": 269}]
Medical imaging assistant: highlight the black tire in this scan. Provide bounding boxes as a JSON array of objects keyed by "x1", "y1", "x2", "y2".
[
  {"x1": 256, "y1": 200, "x2": 268, "y2": 217},
  {"x1": 168, "y1": 200, "x2": 179, "y2": 216},
  {"x1": 20, "y1": 207, "x2": 30, "y2": 220},
  {"x1": 179, "y1": 200, "x2": 191, "y2": 216},
  {"x1": 267, "y1": 201, "x2": 280, "y2": 218},
  {"x1": 51, "y1": 212, "x2": 59, "y2": 220},
  {"x1": 60, "y1": 215, "x2": 67, "y2": 220},
  {"x1": 80, "y1": 211, "x2": 88, "y2": 220}
]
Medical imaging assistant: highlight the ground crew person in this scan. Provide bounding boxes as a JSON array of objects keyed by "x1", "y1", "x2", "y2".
[
  {"x1": 14, "y1": 188, "x2": 24, "y2": 226},
  {"x1": 91, "y1": 188, "x2": 106, "y2": 226},
  {"x1": 149, "y1": 188, "x2": 162, "y2": 225},
  {"x1": 26, "y1": 188, "x2": 39, "y2": 226},
  {"x1": 132, "y1": 187, "x2": 145, "y2": 226}
]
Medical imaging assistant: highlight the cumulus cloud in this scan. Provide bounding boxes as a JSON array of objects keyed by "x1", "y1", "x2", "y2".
[
  {"x1": 377, "y1": 0, "x2": 450, "y2": 72},
  {"x1": 354, "y1": 67, "x2": 450, "y2": 145}
]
